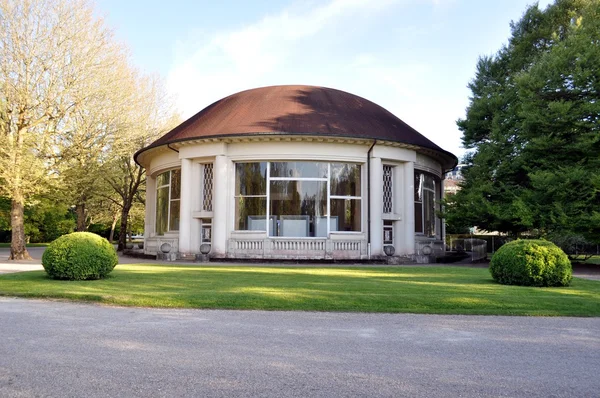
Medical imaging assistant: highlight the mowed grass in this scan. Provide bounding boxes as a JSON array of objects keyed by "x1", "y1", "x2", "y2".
[
  {"x1": 584, "y1": 256, "x2": 600, "y2": 265},
  {"x1": 0, "y1": 243, "x2": 48, "y2": 248},
  {"x1": 1, "y1": 264, "x2": 599, "y2": 316}
]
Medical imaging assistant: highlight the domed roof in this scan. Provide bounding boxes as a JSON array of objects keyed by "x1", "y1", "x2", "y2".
[{"x1": 135, "y1": 85, "x2": 457, "y2": 169}]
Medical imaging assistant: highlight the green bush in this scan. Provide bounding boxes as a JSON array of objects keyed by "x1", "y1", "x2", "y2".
[
  {"x1": 489, "y1": 239, "x2": 572, "y2": 287},
  {"x1": 42, "y1": 232, "x2": 118, "y2": 280}
]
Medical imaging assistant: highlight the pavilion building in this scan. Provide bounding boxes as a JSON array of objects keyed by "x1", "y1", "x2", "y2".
[{"x1": 134, "y1": 85, "x2": 457, "y2": 262}]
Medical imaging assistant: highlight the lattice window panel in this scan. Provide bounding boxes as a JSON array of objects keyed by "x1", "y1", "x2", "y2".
[
  {"x1": 382, "y1": 165, "x2": 393, "y2": 213},
  {"x1": 203, "y1": 163, "x2": 213, "y2": 211}
]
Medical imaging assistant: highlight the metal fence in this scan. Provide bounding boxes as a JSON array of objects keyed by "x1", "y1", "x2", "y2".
[
  {"x1": 447, "y1": 237, "x2": 488, "y2": 262},
  {"x1": 447, "y1": 234, "x2": 600, "y2": 259}
]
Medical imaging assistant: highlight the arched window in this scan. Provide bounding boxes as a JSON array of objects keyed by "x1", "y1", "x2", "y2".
[
  {"x1": 155, "y1": 169, "x2": 181, "y2": 235},
  {"x1": 414, "y1": 170, "x2": 441, "y2": 238}
]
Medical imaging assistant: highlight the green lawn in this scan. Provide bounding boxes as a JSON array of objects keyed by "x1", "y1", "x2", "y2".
[
  {"x1": 0, "y1": 243, "x2": 48, "y2": 248},
  {"x1": 1, "y1": 264, "x2": 599, "y2": 316},
  {"x1": 584, "y1": 256, "x2": 600, "y2": 265}
]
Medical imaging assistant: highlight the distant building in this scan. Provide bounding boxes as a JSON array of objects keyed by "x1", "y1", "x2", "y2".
[
  {"x1": 446, "y1": 164, "x2": 466, "y2": 181},
  {"x1": 444, "y1": 178, "x2": 461, "y2": 195},
  {"x1": 134, "y1": 85, "x2": 458, "y2": 261},
  {"x1": 444, "y1": 163, "x2": 465, "y2": 196}
]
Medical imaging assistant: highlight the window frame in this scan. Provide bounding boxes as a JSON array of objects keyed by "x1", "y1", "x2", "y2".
[
  {"x1": 155, "y1": 168, "x2": 181, "y2": 235},
  {"x1": 233, "y1": 161, "x2": 363, "y2": 237},
  {"x1": 414, "y1": 170, "x2": 441, "y2": 239}
]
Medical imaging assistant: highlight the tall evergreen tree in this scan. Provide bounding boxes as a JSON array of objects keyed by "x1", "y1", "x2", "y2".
[
  {"x1": 518, "y1": 1, "x2": 600, "y2": 243},
  {"x1": 446, "y1": 0, "x2": 599, "y2": 243}
]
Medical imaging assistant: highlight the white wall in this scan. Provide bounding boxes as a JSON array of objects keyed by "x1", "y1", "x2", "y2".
[{"x1": 143, "y1": 138, "x2": 446, "y2": 260}]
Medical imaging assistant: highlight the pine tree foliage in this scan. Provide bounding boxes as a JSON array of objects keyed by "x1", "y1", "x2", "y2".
[{"x1": 447, "y1": 0, "x2": 599, "y2": 244}]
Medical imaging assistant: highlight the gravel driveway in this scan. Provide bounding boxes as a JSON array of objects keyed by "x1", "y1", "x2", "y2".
[{"x1": 1, "y1": 298, "x2": 599, "y2": 397}]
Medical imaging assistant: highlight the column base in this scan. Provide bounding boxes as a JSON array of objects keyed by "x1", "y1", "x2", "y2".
[
  {"x1": 157, "y1": 252, "x2": 177, "y2": 261},
  {"x1": 194, "y1": 254, "x2": 210, "y2": 263}
]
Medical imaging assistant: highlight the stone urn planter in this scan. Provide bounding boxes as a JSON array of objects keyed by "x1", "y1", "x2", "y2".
[{"x1": 383, "y1": 245, "x2": 395, "y2": 256}]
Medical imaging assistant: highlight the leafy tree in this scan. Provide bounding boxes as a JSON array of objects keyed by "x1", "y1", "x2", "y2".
[
  {"x1": 24, "y1": 198, "x2": 75, "y2": 243},
  {"x1": 447, "y1": 0, "x2": 599, "y2": 243},
  {"x1": 0, "y1": 0, "x2": 127, "y2": 259},
  {"x1": 518, "y1": 1, "x2": 600, "y2": 243},
  {"x1": 0, "y1": 0, "x2": 172, "y2": 255},
  {"x1": 0, "y1": 194, "x2": 76, "y2": 243},
  {"x1": 56, "y1": 60, "x2": 132, "y2": 232},
  {"x1": 0, "y1": 196, "x2": 9, "y2": 229},
  {"x1": 101, "y1": 76, "x2": 179, "y2": 251}
]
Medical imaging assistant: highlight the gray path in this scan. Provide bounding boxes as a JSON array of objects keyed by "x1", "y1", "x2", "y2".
[{"x1": 1, "y1": 298, "x2": 599, "y2": 397}]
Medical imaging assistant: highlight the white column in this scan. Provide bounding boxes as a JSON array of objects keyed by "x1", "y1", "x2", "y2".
[
  {"x1": 369, "y1": 156, "x2": 383, "y2": 256},
  {"x1": 144, "y1": 175, "x2": 156, "y2": 243},
  {"x1": 440, "y1": 178, "x2": 446, "y2": 248},
  {"x1": 393, "y1": 164, "x2": 403, "y2": 251},
  {"x1": 178, "y1": 158, "x2": 193, "y2": 254},
  {"x1": 190, "y1": 163, "x2": 202, "y2": 251},
  {"x1": 403, "y1": 161, "x2": 415, "y2": 256},
  {"x1": 212, "y1": 155, "x2": 228, "y2": 257}
]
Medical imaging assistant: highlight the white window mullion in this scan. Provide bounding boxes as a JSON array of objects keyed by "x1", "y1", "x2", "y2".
[
  {"x1": 330, "y1": 196, "x2": 362, "y2": 200},
  {"x1": 327, "y1": 163, "x2": 331, "y2": 236},
  {"x1": 269, "y1": 177, "x2": 327, "y2": 181},
  {"x1": 266, "y1": 161, "x2": 271, "y2": 236},
  {"x1": 167, "y1": 171, "x2": 172, "y2": 231}
]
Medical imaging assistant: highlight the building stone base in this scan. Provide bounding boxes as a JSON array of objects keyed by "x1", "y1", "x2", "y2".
[
  {"x1": 157, "y1": 252, "x2": 178, "y2": 261},
  {"x1": 194, "y1": 254, "x2": 210, "y2": 263}
]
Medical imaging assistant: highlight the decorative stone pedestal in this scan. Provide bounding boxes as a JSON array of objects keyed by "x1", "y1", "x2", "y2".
[
  {"x1": 157, "y1": 252, "x2": 177, "y2": 261},
  {"x1": 195, "y1": 254, "x2": 210, "y2": 263},
  {"x1": 386, "y1": 255, "x2": 413, "y2": 265},
  {"x1": 194, "y1": 243, "x2": 212, "y2": 263},
  {"x1": 414, "y1": 255, "x2": 434, "y2": 264}
]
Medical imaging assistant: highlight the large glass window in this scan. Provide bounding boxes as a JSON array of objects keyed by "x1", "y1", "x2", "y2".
[
  {"x1": 155, "y1": 169, "x2": 181, "y2": 235},
  {"x1": 234, "y1": 162, "x2": 267, "y2": 231},
  {"x1": 329, "y1": 163, "x2": 361, "y2": 232},
  {"x1": 235, "y1": 161, "x2": 362, "y2": 237},
  {"x1": 270, "y1": 180, "x2": 327, "y2": 237},
  {"x1": 270, "y1": 161, "x2": 328, "y2": 178},
  {"x1": 414, "y1": 170, "x2": 441, "y2": 238}
]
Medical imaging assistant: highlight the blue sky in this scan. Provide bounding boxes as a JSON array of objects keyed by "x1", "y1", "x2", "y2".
[{"x1": 96, "y1": 0, "x2": 553, "y2": 159}]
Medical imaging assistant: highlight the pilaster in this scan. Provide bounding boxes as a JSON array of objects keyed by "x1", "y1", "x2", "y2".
[
  {"x1": 212, "y1": 155, "x2": 228, "y2": 257},
  {"x1": 369, "y1": 156, "x2": 383, "y2": 256},
  {"x1": 178, "y1": 158, "x2": 193, "y2": 254},
  {"x1": 402, "y1": 161, "x2": 415, "y2": 255}
]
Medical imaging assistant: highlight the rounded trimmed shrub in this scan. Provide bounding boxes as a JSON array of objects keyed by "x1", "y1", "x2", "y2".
[
  {"x1": 42, "y1": 232, "x2": 118, "y2": 280},
  {"x1": 489, "y1": 239, "x2": 572, "y2": 287}
]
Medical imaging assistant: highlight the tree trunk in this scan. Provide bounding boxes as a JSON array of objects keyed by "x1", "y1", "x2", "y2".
[
  {"x1": 117, "y1": 203, "x2": 131, "y2": 251},
  {"x1": 109, "y1": 210, "x2": 119, "y2": 243},
  {"x1": 75, "y1": 203, "x2": 86, "y2": 232},
  {"x1": 10, "y1": 198, "x2": 32, "y2": 260}
]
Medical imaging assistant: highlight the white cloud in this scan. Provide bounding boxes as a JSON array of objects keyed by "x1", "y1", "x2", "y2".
[
  {"x1": 166, "y1": 0, "x2": 464, "y2": 156},
  {"x1": 168, "y1": 0, "x2": 431, "y2": 111}
]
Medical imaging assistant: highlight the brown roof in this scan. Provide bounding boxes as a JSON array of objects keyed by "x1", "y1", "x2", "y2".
[{"x1": 135, "y1": 85, "x2": 457, "y2": 169}]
